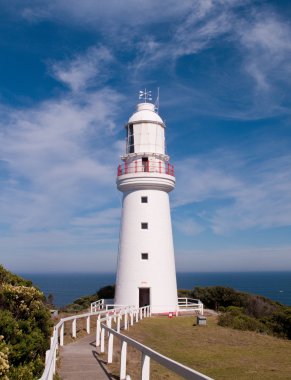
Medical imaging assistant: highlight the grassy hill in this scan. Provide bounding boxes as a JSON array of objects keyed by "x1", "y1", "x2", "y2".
[
  {"x1": 122, "y1": 315, "x2": 291, "y2": 380},
  {"x1": 0, "y1": 265, "x2": 51, "y2": 379}
]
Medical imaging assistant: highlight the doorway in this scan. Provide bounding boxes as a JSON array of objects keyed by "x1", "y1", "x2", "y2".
[
  {"x1": 139, "y1": 288, "x2": 150, "y2": 307},
  {"x1": 142, "y1": 157, "x2": 149, "y2": 172}
]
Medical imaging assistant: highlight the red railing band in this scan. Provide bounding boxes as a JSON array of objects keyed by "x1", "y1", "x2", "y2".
[{"x1": 117, "y1": 162, "x2": 175, "y2": 177}]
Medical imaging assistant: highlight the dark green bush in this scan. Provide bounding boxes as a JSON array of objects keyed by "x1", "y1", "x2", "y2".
[
  {"x1": 194, "y1": 285, "x2": 291, "y2": 339},
  {"x1": 97, "y1": 285, "x2": 115, "y2": 299},
  {"x1": 0, "y1": 265, "x2": 51, "y2": 379},
  {"x1": 218, "y1": 306, "x2": 269, "y2": 333},
  {"x1": 192, "y1": 286, "x2": 248, "y2": 310},
  {"x1": 65, "y1": 284, "x2": 115, "y2": 311}
]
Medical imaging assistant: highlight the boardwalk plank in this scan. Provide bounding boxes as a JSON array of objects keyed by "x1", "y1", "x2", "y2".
[{"x1": 58, "y1": 334, "x2": 111, "y2": 380}]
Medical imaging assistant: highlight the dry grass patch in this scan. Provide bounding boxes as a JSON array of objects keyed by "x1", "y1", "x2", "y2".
[{"x1": 111, "y1": 315, "x2": 291, "y2": 379}]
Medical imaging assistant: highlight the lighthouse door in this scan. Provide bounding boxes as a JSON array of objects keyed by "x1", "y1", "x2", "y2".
[{"x1": 139, "y1": 288, "x2": 150, "y2": 307}]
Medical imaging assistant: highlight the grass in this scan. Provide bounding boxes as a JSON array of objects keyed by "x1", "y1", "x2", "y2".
[{"x1": 105, "y1": 315, "x2": 291, "y2": 379}]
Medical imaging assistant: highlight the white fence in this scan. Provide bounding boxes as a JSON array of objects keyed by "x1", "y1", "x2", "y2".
[
  {"x1": 39, "y1": 307, "x2": 124, "y2": 380},
  {"x1": 97, "y1": 305, "x2": 213, "y2": 380},
  {"x1": 90, "y1": 298, "x2": 105, "y2": 313},
  {"x1": 178, "y1": 298, "x2": 204, "y2": 314},
  {"x1": 40, "y1": 299, "x2": 210, "y2": 380}
]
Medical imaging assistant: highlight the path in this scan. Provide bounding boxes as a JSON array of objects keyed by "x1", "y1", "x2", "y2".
[{"x1": 58, "y1": 333, "x2": 111, "y2": 380}]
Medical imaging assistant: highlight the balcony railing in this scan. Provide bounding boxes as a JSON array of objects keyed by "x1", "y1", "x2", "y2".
[{"x1": 117, "y1": 162, "x2": 174, "y2": 177}]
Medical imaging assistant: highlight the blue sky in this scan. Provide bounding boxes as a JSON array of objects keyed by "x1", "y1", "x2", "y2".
[{"x1": 0, "y1": 0, "x2": 291, "y2": 273}]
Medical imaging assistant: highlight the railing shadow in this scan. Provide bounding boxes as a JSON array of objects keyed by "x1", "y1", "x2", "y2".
[{"x1": 92, "y1": 350, "x2": 119, "y2": 380}]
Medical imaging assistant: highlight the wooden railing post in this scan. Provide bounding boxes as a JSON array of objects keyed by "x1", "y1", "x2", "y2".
[
  {"x1": 107, "y1": 316, "x2": 112, "y2": 329},
  {"x1": 72, "y1": 319, "x2": 76, "y2": 338},
  {"x1": 108, "y1": 331, "x2": 114, "y2": 364},
  {"x1": 101, "y1": 327, "x2": 105, "y2": 353},
  {"x1": 53, "y1": 346, "x2": 57, "y2": 374},
  {"x1": 141, "y1": 353, "x2": 150, "y2": 380},
  {"x1": 96, "y1": 316, "x2": 101, "y2": 347},
  {"x1": 124, "y1": 312, "x2": 128, "y2": 330},
  {"x1": 117, "y1": 314, "x2": 121, "y2": 333},
  {"x1": 120, "y1": 340, "x2": 127, "y2": 380},
  {"x1": 60, "y1": 323, "x2": 64, "y2": 346},
  {"x1": 86, "y1": 316, "x2": 90, "y2": 334}
]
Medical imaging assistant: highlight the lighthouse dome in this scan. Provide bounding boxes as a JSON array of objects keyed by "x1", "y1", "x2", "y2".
[{"x1": 128, "y1": 102, "x2": 164, "y2": 125}]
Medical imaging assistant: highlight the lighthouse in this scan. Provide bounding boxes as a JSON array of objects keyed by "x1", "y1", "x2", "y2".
[{"x1": 114, "y1": 91, "x2": 178, "y2": 313}]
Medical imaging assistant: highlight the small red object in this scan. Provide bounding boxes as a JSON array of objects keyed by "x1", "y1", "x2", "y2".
[{"x1": 168, "y1": 312, "x2": 173, "y2": 318}]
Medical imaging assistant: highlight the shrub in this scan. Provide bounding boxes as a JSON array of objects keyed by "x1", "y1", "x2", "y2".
[
  {"x1": 97, "y1": 285, "x2": 115, "y2": 299},
  {"x1": 263, "y1": 309, "x2": 291, "y2": 339},
  {"x1": 245, "y1": 295, "x2": 277, "y2": 319},
  {"x1": 65, "y1": 284, "x2": 115, "y2": 311},
  {"x1": 0, "y1": 336, "x2": 9, "y2": 380},
  {"x1": 0, "y1": 265, "x2": 51, "y2": 379},
  {"x1": 191, "y1": 286, "x2": 248, "y2": 310},
  {"x1": 218, "y1": 306, "x2": 269, "y2": 333}
]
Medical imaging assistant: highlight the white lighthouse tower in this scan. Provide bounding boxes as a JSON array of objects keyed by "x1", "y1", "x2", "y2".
[{"x1": 114, "y1": 91, "x2": 177, "y2": 313}]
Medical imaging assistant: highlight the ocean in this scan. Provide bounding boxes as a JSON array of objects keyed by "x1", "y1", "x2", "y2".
[{"x1": 20, "y1": 272, "x2": 291, "y2": 307}]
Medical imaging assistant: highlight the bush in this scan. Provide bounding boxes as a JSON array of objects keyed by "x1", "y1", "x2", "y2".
[
  {"x1": 0, "y1": 265, "x2": 51, "y2": 379},
  {"x1": 192, "y1": 286, "x2": 248, "y2": 310},
  {"x1": 97, "y1": 285, "x2": 115, "y2": 299},
  {"x1": 65, "y1": 284, "x2": 115, "y2": 311},
  {"x1": 0, "y1": 336, "x2": 9, "y2": 380},
  {"x1": 245, "y1": 295, "x2": 277, "y2": 319},
  {"x1": 194, "y1": 286, "x2": 291, "y2": 339},
  {"x1": 218, "y1": 306, "x2": 269, "y2": 333},
  {"x1": 263, "y1": 309, "x2": 291, "y2": 339}
]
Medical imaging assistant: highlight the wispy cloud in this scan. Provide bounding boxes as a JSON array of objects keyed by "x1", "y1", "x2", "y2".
[
  {"x1": 238, "y1": 14, "x2": 291, "y2": 91},
  {"x1": 177, "y1": 246, "x2": 291, "y2": 272},
  {"x1": 173, "y1": 150, "x2": 291, "y2": 235},
  {"x1": 174, "y1": 217, "x2": 204, "y2": 236},
  {"x1": 50, "y1": 46, "x2": 113, "y2": 92},
  {"x1": 0, "y1": 49, "x2": 123, "y2": 234}
]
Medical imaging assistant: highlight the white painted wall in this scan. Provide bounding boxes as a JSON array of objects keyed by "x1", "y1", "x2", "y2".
[
  {"x1": 126, "y1": 103, "x2": 165, "y2": 155},
  {"x1": 115, "y1": 101, "x2": 178, "y2": 313},
  {"x1": 132, "y1": 122, "x2": 165, "y2": 154},
  {"x1": 114, "y1": 188, "x2": 177, "y2": 313}
]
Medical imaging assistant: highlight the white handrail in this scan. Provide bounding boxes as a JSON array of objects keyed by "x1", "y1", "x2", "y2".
[
  {"x1": 90, "y1": 298, "x2": 105, "y2": 313},
  {"x1": 39, "y1": 307, "x2": 126, "y2": 380},
  {"x1": 40, "y1": 301, "x2": 208, "y2": 380},
  {"x1": 98, "y1": 307, "x2": 213, "y2": 380},
  {"x1": 178, "y1": 298, "x2": 204, "y2": 314}
]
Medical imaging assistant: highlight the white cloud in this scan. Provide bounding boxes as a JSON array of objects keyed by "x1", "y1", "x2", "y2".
[
  {"x1": 174, "y1": 217, "x2": 204, "y2": 236},
  {"x1": 18, "y1": 0, "x2": 195, "y2": 28},
  {"x1": 176, "y1": 246, "x2": 291, "y2": 272},
  {"x1": 72, "y1": 208, "x2": 121, "y2": 227},
  {"x1": 50, "y1": 46, "x2": 113, "y2": 92},
  {"x1": 0, "y1": 80, "x2": 123, "y2": 235},
  {"x1": 173, "y1": 150, "x2": 291, "y2": 234},
  {"x1": 238, "y1": 15, "x2": 291, "y2": 91},
  {"x1": 0, "y1": 72, "x2": 124, "y2": 270}
]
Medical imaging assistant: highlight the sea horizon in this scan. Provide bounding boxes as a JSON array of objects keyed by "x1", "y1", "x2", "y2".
[{"x1": 18, "y1": 271, "x2": 291, "y2": 307}]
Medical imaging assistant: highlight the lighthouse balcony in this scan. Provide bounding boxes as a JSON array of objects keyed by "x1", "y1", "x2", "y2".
[{"x1": 117, "y1": 162, "x2": 174, "y2": 177}]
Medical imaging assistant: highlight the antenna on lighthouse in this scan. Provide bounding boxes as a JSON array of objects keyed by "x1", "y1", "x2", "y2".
[
  {"x1": 139, "y1": 89, "x2": 152, "y2": 103},
  {"x1": 155, "y1": 87, "x2": 160, "y2": 113}
]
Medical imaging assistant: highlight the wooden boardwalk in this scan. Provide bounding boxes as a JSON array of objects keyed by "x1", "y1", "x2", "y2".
[{"x1": 58, "y1": 333, "x2": 112, "y2": 380}]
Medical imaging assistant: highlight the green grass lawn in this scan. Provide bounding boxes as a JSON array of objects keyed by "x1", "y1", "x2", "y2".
[{"x1": 115, "y1": 315, "x2": 291, "y2": 379}]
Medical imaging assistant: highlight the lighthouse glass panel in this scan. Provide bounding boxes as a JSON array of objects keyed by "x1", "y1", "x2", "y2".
[
  {"x1": 127, "y1": 124, "x2": 134, "y2": 153},
  {"x1": 141, "y1": 196, "x2": 148, "y2": 203}
]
